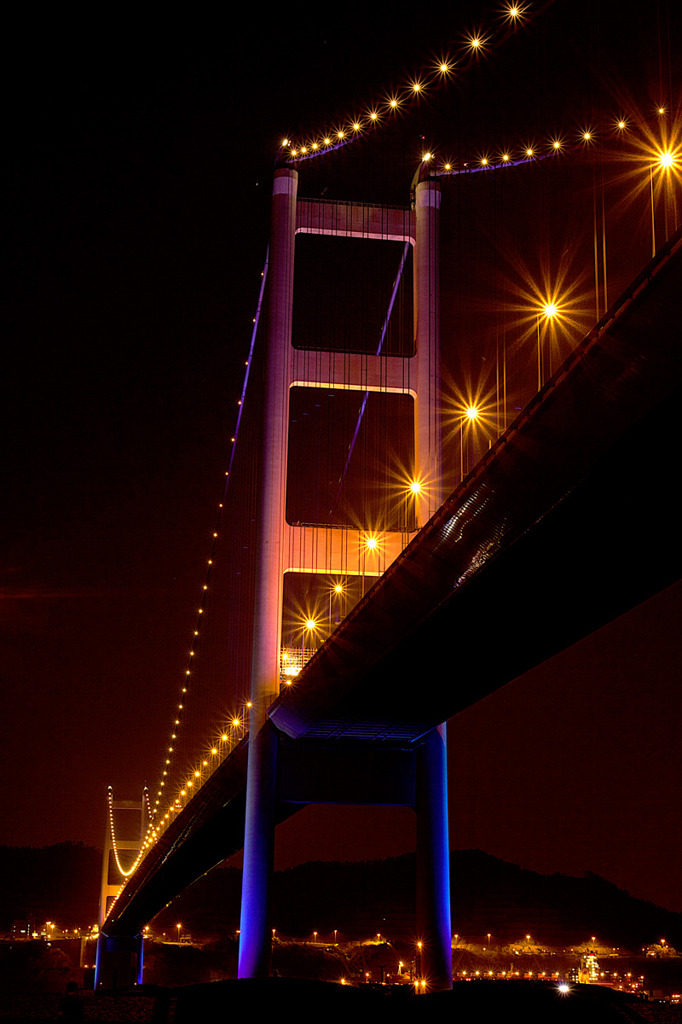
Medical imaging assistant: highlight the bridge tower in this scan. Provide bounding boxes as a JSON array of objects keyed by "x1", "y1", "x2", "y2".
[
  {"x1": 239, "y1": 165, "x2": 452, "y2": 989},
  {"x1": 95, "y1": 788, "x2": 147, "y2": 988}
]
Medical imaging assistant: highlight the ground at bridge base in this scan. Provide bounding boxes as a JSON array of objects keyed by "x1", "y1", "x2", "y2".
[{"x1": 2, "y1": 980, "x2": 681, "y2": 1023}]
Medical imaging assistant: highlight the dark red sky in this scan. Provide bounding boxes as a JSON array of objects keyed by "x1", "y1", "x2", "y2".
[{"x1": 4, "y1": 0, "x2": 682, "y2": 921}]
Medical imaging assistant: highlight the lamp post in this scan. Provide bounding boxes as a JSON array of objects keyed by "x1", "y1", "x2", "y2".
[
  {"x1": 536, "y1": 301, "x2": 558, "y2": 390},
  {"x1": 460, "y1": 405, "x2": 480, "y2": 482},
  {"x1": 536, "y1": 312, "x2": 542, "y2": 391}
]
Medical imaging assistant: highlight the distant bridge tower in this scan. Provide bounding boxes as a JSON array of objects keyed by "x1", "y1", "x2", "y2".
[
  {"x1": 95, "y1": 788, "x2": 148, "y2": 988},
  {"x1": 239, "y1": 165, "x2": 452, "y2": 989}
]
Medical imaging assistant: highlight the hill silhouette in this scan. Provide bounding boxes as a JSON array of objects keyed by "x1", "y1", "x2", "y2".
[{"x1": 2, "y1": 844, "x2": 681, "y2": 952}]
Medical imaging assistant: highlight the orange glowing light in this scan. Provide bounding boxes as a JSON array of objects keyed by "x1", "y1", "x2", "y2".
[
  {"x1": 503, "y1": 2, "x2": 526, "y2": 20},
  {"x1": 657, "y1": 148, "x2": 677, "y2": 169}
]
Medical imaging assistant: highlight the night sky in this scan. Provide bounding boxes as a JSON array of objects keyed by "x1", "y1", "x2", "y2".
[{"x1": 4, "y1": 0, "x2": 682, "y2": 921}]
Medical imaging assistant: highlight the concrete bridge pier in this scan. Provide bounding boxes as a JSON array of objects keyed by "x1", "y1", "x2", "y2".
[
  {"x1": 94, "y1": 931, "x2": 143, "y2": 989},
  {"x1": 416, "y1": 723, "x2": 452, "y2": 989},
  {"x1": 238, "y1": 719, "x2": 279, "y2": 978},
  {"x1": 237, "y1": 724, "x2": 453, "y2": 989}
]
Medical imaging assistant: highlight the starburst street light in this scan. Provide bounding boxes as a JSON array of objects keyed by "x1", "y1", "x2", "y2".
[
  {"x1": 613, "y1": 106, "x2": 681, "y2": 257},
  {"x1": 657, "y1": 149, "x2": 676, "y2": 169},
  {"x1": 443, "y1": 379, "x2": 497, "y2": 484},
  {"x1": 648, "y1": 138, "x2": 681, "y2": 254},
  {"x1": 535, "y1": 296, "x2": 562, "y2": 390},
  {"x1": 500, "y1": 243, "x2": 589, "y2": 398},
  {"x1": 502, "y1": 2, "x2": 527, "y2": 22},
  {"x1": 459, "y1": 404, "x2": 481, "y2": 480}
]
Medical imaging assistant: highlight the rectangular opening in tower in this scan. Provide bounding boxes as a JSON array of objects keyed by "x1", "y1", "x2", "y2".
[
  {"x1": 292, "y1": 233, "x2": 414, "y2": 356},
  {"x1": 280, "y1": 571, "x2": 374, "y2": 679},
  {"x1": 286, "y1": 386, "x2": 416, "y2": 530},
  {"x1": 106, "y1": 847, "x2": 138, "y2": 884}
]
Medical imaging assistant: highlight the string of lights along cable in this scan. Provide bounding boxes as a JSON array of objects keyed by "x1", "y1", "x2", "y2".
[
  {"x1": 280, "y1": 2, "x2": 543, "y2": 162},
  {"x1": 107, "y1": 0, "x2": 680, "y2": 890}
]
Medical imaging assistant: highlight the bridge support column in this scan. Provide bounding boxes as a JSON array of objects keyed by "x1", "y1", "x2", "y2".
[
  {"x1": 238, "y1": 721, "x2": 279, "y2": 978},
  {"x1": 416, "y1": 723, "x2": 452, "y2": 990},
  {"x1": 94, "y1": 932, "x2": 143, "y2": 989},
  {"x1": 239, "y1": 164, "x2": 297, "y2": 980},
  {"x1": 414, "y1": 175, "x2": 451, "y2": 991},
  {"x1": 414, "y1": 175, "x2": 441, "y2": 522}
]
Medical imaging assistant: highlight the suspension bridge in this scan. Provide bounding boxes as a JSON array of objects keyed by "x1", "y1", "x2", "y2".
[{"x1": 93, "y1": 1, "x2": 681, "y2": 993}]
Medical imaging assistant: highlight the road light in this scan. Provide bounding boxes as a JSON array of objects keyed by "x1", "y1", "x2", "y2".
[
  {"x1": 536, "y1": 300, "x2": 559, "y2": 390},
  {"x1": 460, "y1": 405, "x2": 480, "y2": 481},
  {"x1": 650, "y1": 144, "x2": 680, "y2": 256},
  {"x1": 328, "y1": 579, "x2": 345, "y2": 629}
]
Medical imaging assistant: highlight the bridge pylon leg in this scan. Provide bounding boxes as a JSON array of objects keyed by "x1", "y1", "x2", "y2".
[
  {"x1": 238, "y1": 720, "x2": 279, "y2": 978},
  {"x1": 416, "y1": 723, "x2": 453, "y2": 991},
  {"x1": 238, "y1": 163, "x2": 296, "y2": 980},
  {"x1": 94, "y1": 931, "x2": 143, "y2": 989}
]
